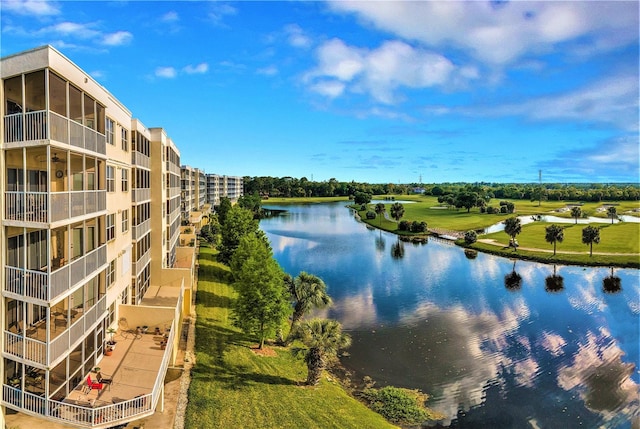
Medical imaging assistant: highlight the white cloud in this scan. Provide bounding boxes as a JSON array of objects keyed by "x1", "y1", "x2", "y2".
[
  {"x1": 183, "y1": 63, "x2": 209, "y2": 74},
  {"x1": 2, "y1": 0, "x2": 60, "y2": 16},
  {"x1": 471, "y1": 73, "x2": 639, "y2": 131},
  {"x1": 309, "y1": 80, "x2": 345, "y2": 98},
  {"x1": 305, "y1": 38, "x2": 465, "y2": 104},
  {"x1": 161, "y1": 11, "x2": 179, "y2": 22},
  {"x1": 155, "y1": 66, "x2": 177, "y2": 79},
  {"x1": 328, "y1": 1, "x2": 639, "y2": 65},
  {"x1": 284, "y1": 23, "x2": 312, "y2": 49},
  {"x1": 257, "y1": 65, "x2": 278, "y2": 76},
  {"x1": 208, "y1": 3, "x2": 237, "y2": 26},
  {"x1": 102, "y1": 31, "x2": 132, "y2": 46},
  {"x1": 43, "y1": 21, "x2": 99, "y2": 39}
]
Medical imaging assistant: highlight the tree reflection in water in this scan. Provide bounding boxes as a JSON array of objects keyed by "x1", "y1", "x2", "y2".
[
  {"x1": 545, "y1": 265, "x2": 564, "y2": 292},
  {"x1": 391, "y1": 240, "x2": 405, "y2": 259},
  {"x1": 603, "y1": 267, "x2": 622, "y2": 293},
  {"x1": 464, "y1": 249, "x2": 478, "y2": 260},
  {"x1": 504, "y1": 260, "x2": 522, "y2": 291},
  {"x1": 375, "y1": 235, "x2": 385, "y2": 253}
]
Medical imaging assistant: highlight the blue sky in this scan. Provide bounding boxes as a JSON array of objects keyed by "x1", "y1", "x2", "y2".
[{"x1": 1, "y1": 0, "x2": 638, "y2": 184}]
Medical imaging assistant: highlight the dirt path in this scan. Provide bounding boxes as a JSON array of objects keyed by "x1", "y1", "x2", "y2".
[{"x1": 477, "y1": 239, "x2": 639, "y2": 256}]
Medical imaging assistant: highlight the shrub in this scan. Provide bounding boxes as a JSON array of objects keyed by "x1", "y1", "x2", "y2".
[
  {"x1": 486, "y1": 206, "x2": 497, "y2": 214},
  {"x1": 410, "y1": 221, "x2": 427, "y2": 233},
  {"x1": 361, "y1": 386, "x2": 433, "y2": 425},
  {"x1": 398, "y1": 220, "x2": 411, "y2": 231},
  {"x1": 366, "y1": 211, "x2": 377, "y2": 219},
  {"x1": 500, "y1": 206, "x2": 508, "y2": 213},
  {"x1": 464, "y1": 230, "x2": 477, "y2": 244}
]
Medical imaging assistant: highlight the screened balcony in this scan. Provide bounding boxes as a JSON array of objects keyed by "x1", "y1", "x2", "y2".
[
  {"x1": 3, "y1": 68, "x2": 106, "y2": 155},
  {"x1": 4, "y1": 148, "x2": 106, "y2": 224},
  {"x1": 4, "y1": 222, "x2": 106, "y2": 302},
  {"x1": 1, "y1": 279, "x2": 183, "y2": 428}
]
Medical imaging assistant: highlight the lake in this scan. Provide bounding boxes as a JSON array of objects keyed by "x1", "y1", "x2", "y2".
[{"x1": 260, "y1": 202, "x2": 639, "y2": 428}]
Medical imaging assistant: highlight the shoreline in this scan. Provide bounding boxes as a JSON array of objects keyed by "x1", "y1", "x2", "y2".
[{"x1": 351, "y1": 206, "x2": 640, "y2": 269}]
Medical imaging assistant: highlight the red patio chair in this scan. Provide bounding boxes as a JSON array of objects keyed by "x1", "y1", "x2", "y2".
[{"x1": 86, "y1": 376, "x2": 103, "y2": 391}]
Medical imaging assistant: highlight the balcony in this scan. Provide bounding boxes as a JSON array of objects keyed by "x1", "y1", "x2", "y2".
[
  {"x1": 5, "y1": 190, "x2": 107, "y2": 224},
  {"x1": 131, "y1": 151, "x2": 150, "y2": 169},
  {"x1": 2, "y1": 318, "x2": 177, "y2": 428},
  {"x1": 3, "y1": 294, "x2": 107, "y2": 366},
  {"x1": 4, "y1": 111, "x2": 106, "y2": 156},
  {"x1": 132, "y1": 248, "x2": 151, "y2": 277},
  {"x1": 4, "y1": 244, "x2": 107, "y2": 303},
  {"x1": 131, "y1": 188, "x2": 151, "y2": 203},
  {"x1": 132, "y1": 219, "x2": 151, "y2": 241}
]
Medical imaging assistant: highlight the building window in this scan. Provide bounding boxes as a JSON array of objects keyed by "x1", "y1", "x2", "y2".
[
  {"x1": 121, "y1": 127, "x2": 128, "y2": 151},
  {"x1": 121, "y1": 209, "x2": 129, "y2": 233},
  {"x1": 106, "y1": 166, "x2": 115, "y2": 192},
  {"x1": 106, "y1": 214, "x2": 116, "y2": 241},
  {"x1": 107, "y1": 302, "x2": 116, "y2": 327},
  {"x1": 121, "y1": 169, "x2": 129, "y2": 192},
  {"x1": 106, "y1": 259, "x2": 116, "y2": 287},
  {"x1": 106, "y1": 118, "x2": 115, "y2": 145},
  {"x1": 121, "y1": 287, "x2": 129, "y2": 305}
]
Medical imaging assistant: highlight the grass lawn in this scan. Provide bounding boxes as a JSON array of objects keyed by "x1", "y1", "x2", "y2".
[
  {"x1": 185, "y1": 244, "x2": 398, "y2": 429},
  {"x1": 484, "y1": 222, "x2": 640, "y2": 254},
  {"x1": 356, "y1": 196, "x2": 639, "y2": 267}
]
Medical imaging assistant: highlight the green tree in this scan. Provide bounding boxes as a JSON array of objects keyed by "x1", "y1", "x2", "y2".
[
  {"x1": 238, "y1": 192, "x2": 262, "y2": 218},
  {"x1": 582, "y1": 225, "x2": 601, "y2": 256},
  {"x1": 607, "y1": 206, "x2": 617, "y2": 224},
  {"x1": 287, "y1": 272, "x2": 332, "y2": 333},
  {"x1": 390, "y1": 202, "x2": 405, "y2": 222},
  {"x1": 216, "y1": 197, "x2": 233, "y2": 226},
  {"x1": 218, "y1": 206, "x2": 259, "y2": 264},
  {"x1": 544, "y1": 224, "x2": 564, "y2": 256},
  {"x1": 374, "y1": 203, "x2": 386, "y2": 227},
  {"x1": 455, "y1": 191, "x2": 479, "y2": 212},
  {"x1": 292, "y1": 319, "x2": 351, "y2": 386},
  {"x1": 570, "y1": 206, "x2": 582, "y2": 224},
  {"x1": 464, "y1": 230, "x2": 477, "y2": 245},
  {"x1": 231, "y1": 235, "x2": 290, "y2": 349},
  {"x1": 503, "y1": 217, "x2": 522, "y2": 251},
  {"x1": 354, "y1": 191, "x2": 372, "y2": 206}
]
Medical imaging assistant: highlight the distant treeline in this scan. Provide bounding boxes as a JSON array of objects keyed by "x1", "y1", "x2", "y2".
[{"x1": 243, "y1": 176, "x2": 640, "y2": 202}]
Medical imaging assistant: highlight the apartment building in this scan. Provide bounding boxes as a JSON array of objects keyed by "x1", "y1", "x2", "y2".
[
  {"x1": 180, "y1": 165, "x2": 195, "y2": 224},
  {"x1": 1, "y1": 46, "x2": 194, "y2": 428},
  {"x1": 205, "y1": 173, "x2": 244, "y2": 206}
]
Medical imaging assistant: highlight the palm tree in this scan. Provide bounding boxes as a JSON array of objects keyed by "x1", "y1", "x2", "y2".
[
  {"x1": 288, "y1": 272, "x2": 332, "y2": 328},
  {"x1": 607, "y1": 206, "x2": 617, "y2": 224},
  {"x1": 582, "y1": 225, "x2": 601, "y2": 256},
  {"x1": 390, "y1": 202, "x2": 405, "y2": 222},
  {"x1": 292, "y1": 319, "x2": 351, "y2": 386},
  {"x1": 374, "y1": 203, "x2": 386, "y2": 227},
  {"x1": 545, "y1": 224, "x2": 564, "y2": 256},
  {"x1": 570, "y1": 206, "x2": 582, "y2": 224},
  {"x1": 503, "y1": 217, "x2": 522, "y2": 251}
]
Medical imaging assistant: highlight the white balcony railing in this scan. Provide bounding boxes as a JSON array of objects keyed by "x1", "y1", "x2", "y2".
[
  {"x1": 132, "y1": 188, "x2": 151, "y2": 203},
  {"x1": 3, "y1": 111, "x2": 106, "y2": 156},
  {"x1": 132, "y1": 151, "x2": 150, "y2": 169},
  {"x1": 3, "y1": 244, "x2": 107, "y2": 303},
  {"x1": 132, "y1": 219, "x2": 151, "y2": 240},
  {"x1": 5, "y1": 190, "x2": 106, "y2": 223},
  {"x1": 2, "y1": 295, "x2": 107, "y2": 366},
  {"x1": 1, "y1": 318, "x2": 175, "y2": 428},
  {"x1": 133, "y1": 248, "x2": 151, "y2": 276}
]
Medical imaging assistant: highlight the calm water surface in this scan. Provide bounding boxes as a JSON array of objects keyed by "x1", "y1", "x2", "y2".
[{"x1": 260, "y1": 203, "x2": 639, "y2": 428}]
